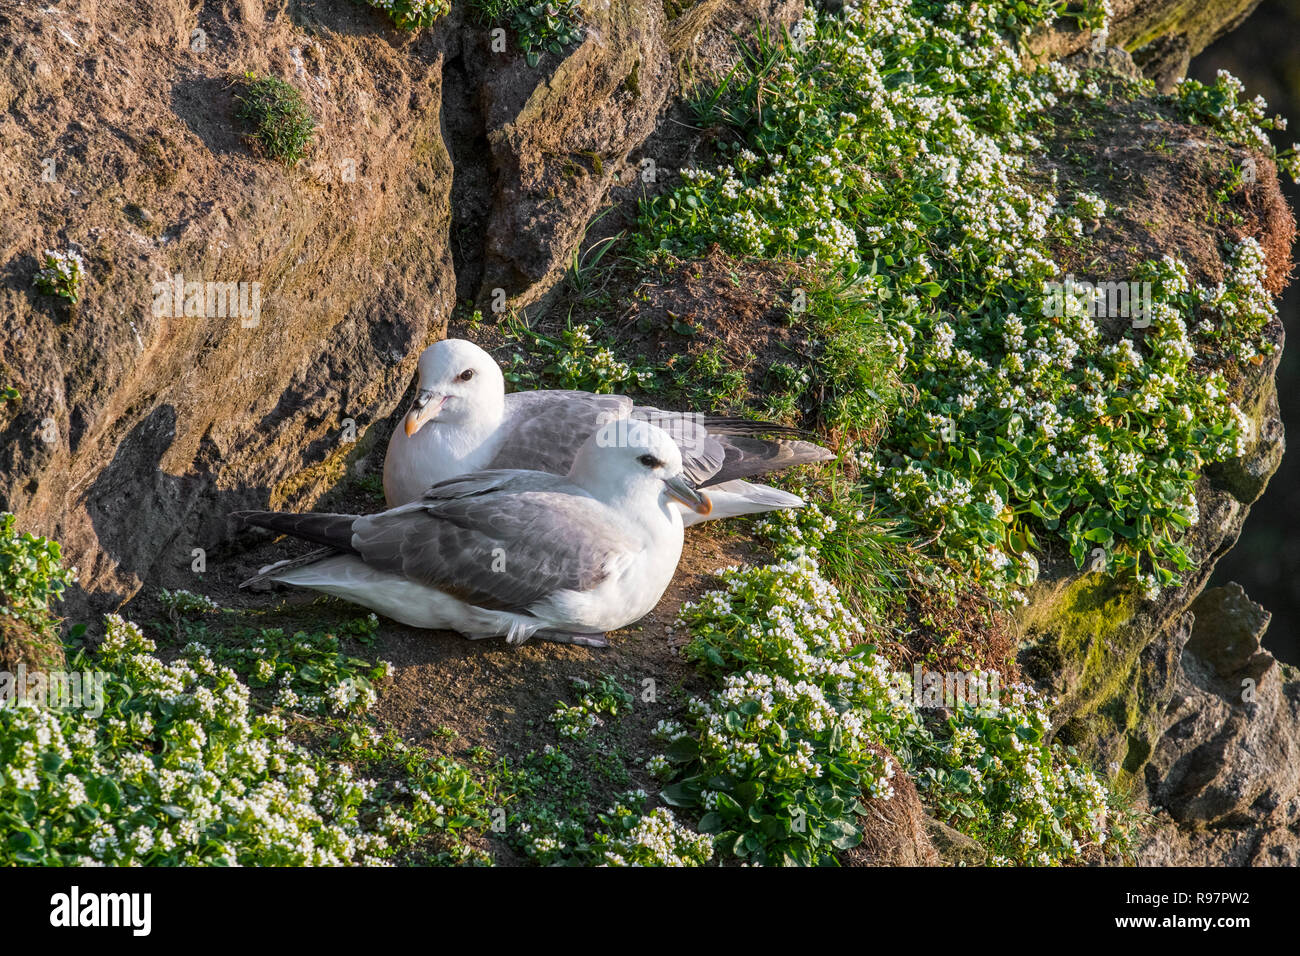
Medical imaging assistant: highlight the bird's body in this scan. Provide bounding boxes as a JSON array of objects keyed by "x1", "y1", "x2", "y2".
[
  {"x1": 382, "y1": 340, "x2": 834, "y2": 524},
  {"x1": 240, "y1": 422, "x2": 707, "y2": 646}
]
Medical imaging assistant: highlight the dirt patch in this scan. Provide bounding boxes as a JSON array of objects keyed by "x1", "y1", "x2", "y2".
[
  {"x1": 554, "y1": 246, "x2": 819, "y2": 413},
  {"x1": 843, "y1": 744, "x2": 940, "y2": 866},
  {"x1": 886, "y1": 585, "x2": 1023, "y2": 682}
]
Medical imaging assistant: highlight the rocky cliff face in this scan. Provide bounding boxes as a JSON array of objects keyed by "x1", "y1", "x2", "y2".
[
  {"x1": 0, "y1": 1, "x2": 457, "y2": 615},
  {"x1": 1138, "y1": 584, "x2": 1300, "y2": 864},
  {"x1": 0, "y1": 0, "x2": 797, "y2": 619},
  {"x1": 1, "y1": 0, "x2": 1296, "y2": 865}
]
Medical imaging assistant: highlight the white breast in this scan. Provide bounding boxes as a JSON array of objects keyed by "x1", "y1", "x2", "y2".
[
  {"x1": 383, "y1": 419, "x2": 503, "y2": 505},
  {"x1": 532, "y1": 503, "x2": 684, "y2": 632}
]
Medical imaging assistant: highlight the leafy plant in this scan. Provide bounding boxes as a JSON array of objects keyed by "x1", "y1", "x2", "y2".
[
  {"x1": 176, "y1": 616, "x2": 388, "y2": 718},
  {"x1": 661, "y1": 551, "x2": 1136, "y2": 865},
  {"x1": 1173, "y1": 70, "x2": 1300, "y2": 180},
  {"x1": 550, "y1": 675, "x2": 634, "y2": 739},
  {"x1": 592, "y1": 792, "x2": 714, "y2": 866},
  {"x1": 32, "y1": 249, "x2": 86, "y2": 304},
  {"x1": 0, "y1": 614, "x2": 483, "y2": 865},
  {"x1": 512, "y1": 0, "x2": 584, "y2": 66},
  {"x1": 638, "y1": 3, "x2": 1280, "y2": 603},
  {"x1": 663, "y1": 555, "x2": 906, "y2": 865},
  {"x1": 367, "y1": 0, "x2": 451, "y2": 31},
  {"x1": 0, "y1": 514, "x2": 75, "y2": 645},
  {"x1": 505, "y1": 320, "x2": 656, "y2": 393}
]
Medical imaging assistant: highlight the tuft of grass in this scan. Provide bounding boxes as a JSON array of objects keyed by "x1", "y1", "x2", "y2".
[
  {"x1": 463, "y1": 0, "x2": 524, "y2": 24},
  {"x1": 234, "y1": 73, "x2": 317, "y2": 167}
]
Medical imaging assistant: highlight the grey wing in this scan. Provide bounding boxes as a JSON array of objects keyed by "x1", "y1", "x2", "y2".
[
  {"x1": 493, "y1": 391, "x2": 729, "y2": 483},
  {"x1": 419, "y1": 468, "x2": 571, "y2": 501},
  {"x1": 350, "y1": 488, "x2": 639, "y2": 613},
  {"x1": 488, "y1": 391, "x2": 634, "y2": 474},
  {"x1": 690, "y1": 433, "x2": 835, "y2": 487},
  {"x1": 628, "y1": 405, "x2": 832, "y2": 487},
  {"x1": 491, "y1": 390, "x2": 832, "y2": 487}
]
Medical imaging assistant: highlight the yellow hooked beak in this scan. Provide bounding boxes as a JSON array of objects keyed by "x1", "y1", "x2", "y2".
[
  {"x1": 403, "y1": 392, "x2": 445, "y2": 437},
  {"x1": 664, "y1": 474, "x2": 712, "y2": 516}
]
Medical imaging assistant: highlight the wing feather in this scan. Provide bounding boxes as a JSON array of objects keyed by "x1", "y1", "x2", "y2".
[
  {"x1": 489, "y1": 391, "x2": 832, "y2": 488},
  {"x1": 351, "y1": 486, "x2": 640, "y2": 613}
]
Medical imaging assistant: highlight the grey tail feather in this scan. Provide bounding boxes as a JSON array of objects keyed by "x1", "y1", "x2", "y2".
[
  {"x1": 232, "y1": 510, "x2": 359, "y2": 553},
  {"x1": 702, "y1": 415, "x2": 815, "y2": 440},
  {"x1": 701, "y1": 437, "x2": 836, "y2": 488},
  {"x1": 239, "y1": 547, "x2": 336, "y2": 588}
]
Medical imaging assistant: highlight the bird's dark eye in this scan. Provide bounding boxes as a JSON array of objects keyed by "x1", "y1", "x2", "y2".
[
  {"x1": 638, "y1": 454, "x2": 663, "y2": 469},
  {"x1": 459, "y1": 369, "x2": 475, "y2": 382}
]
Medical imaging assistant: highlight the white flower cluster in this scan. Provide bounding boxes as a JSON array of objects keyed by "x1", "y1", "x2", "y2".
[
  {"x1": 549, "y1": 679, "x2": 629, "y2": 739},
  {"x1": 599, "y1": 795, "x2": 714, "y2": 867},
  {"x1": 1073, "y1": 191, "x2": 1107, "y2": 220},
  {"x1": 159, "y1": 589, "x2": 220, "y2": 615},
  {"x1": 0, "y1": 615, "x2": 419, "y2": 866},
  {"x1": 665, "y1": 546, "x2": 1130, "y2": 864},
  {"x1": 34, "y1": 247, "x2": 86, "y2": 299}
]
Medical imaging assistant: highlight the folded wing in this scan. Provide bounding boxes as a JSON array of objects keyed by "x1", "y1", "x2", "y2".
[
  {"x1": 238, "y1": 470, "x2": 640, "y2": 614},
  {"x1": 491, "y1": 391, "x2": 830, "y2": 487}
]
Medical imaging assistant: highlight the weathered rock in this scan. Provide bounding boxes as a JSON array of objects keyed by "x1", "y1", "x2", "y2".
[
  {"x1": 475, "y1": 0, "x2": 673, "y2": 310},
  {"x1": 922, "y1": 817, "x2": 989, "y2": 867},
  {"x1": 472, "y1": 0, "x2": 800, "y2": 311},
  {"x1": 1145, "y1": 585, "x2": 1300, "y2": 825},
  {"x1": 1061, "y1": 44, "x2": 1146, "y2": 82},
  {"x1": 1137, "y1": 584, "x2": 1300, "y2": 863},
  {"x1": 0, "y1": 1, "x2": 456, "y2": 618},
  {"x1": 1027, "y1": 0, "x2": 1265, "y2": 92}
]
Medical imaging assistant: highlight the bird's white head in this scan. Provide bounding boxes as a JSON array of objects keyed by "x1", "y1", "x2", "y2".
[
  {"x1": 403, "y1": 339, "x2": 506, "y2": 437},
  {"x1": 570, "y1": 419, "x2": 711, "y2": 517}
]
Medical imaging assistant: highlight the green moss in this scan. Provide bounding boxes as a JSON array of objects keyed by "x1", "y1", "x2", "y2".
[
  {"x1": 1018, "y1": 570, "x2": 1190, "y2": 786},
  {"x1": 1017, "y1": 574, "x2": 1152, "y2": 765},
  {"x1": 1020, "y1": 574, "x2": 1136, "y2": 664}
]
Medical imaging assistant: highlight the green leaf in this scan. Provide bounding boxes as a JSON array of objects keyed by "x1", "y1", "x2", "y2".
[
  {"x1": 664, "y1": 736, "x2": 699, "y2": 763},
  {"x1": 697, "y1": 812, "x2": 725, "y2": 834},
  {"x1": 822, "y1": 818, "x2": 862, "y2": 850},
  {"x1": 735, "y1": 780, "x2": 764, "y2": 805},
  {"x1": 659, "y1": 782, "x2": 697, "y2": 807}
]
